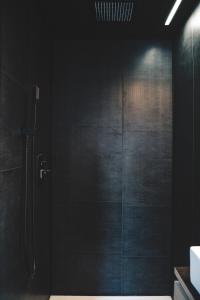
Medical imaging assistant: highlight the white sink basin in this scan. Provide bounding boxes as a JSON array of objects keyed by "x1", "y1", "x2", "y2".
[{"x1": 190, "y1": 246, "x2": 200, "y2": 294}]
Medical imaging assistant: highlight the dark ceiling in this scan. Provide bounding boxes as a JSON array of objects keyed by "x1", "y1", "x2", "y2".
[{"x1": 42, "y1": 0, "x2": 198, "y2": 39}]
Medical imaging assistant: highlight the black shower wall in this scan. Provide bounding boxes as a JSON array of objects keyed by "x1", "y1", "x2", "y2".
[
  {"x1": 52, "y1": 40, "x2": 172, "y2": 295},
  {"x1": 0, "y1": 1, "x2": 51, "y2": 299},
  {"x1": 173, "y1": 2, "x2": 200, "y2": 266}
]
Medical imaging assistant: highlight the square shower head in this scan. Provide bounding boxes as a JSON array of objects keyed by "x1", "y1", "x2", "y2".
[{"x1": 94, "y1": 1, "x2": 134, "y2": 22}]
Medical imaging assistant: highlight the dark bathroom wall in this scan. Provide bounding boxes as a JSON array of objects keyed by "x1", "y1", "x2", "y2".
[
  {"x1": 0, "y1": 1, "x2": 51, "y2": 299},
  {"x1": 52, "y1": 40, "x2": 172, "y2": 295},
  {"x1": 173, "y1": 3, "x2": 200, "y2": 266}
]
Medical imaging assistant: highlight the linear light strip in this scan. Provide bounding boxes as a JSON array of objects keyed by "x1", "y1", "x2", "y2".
[{"x1": 165, "y1": 0, "x2": 183, "y2": 26}]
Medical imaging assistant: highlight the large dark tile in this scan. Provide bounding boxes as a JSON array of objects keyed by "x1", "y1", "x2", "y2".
[
  {"x1": 124, "y1": 130, "x2": 172, "y2": 160},
  {"x1": 122, "y1": 42, "x2": 172, "y2": 132},
  {"x1": 70, "y1": 125, "x2": 122, "y2": 156},
  {"x1": 59, "y1": 126, "x2": 123, "y2": 203},
  {"x1": 1, "y1": 0, "x2": 31, "y2": 86},
  {"x1": 0, "y1": 73, "x2": 27, "y2": 128},
  {"x1": 122, "y1": 257, "x2": 171, "y2": 295},
  {"x1": 68, "y1": 152, "x2": 122, "y2": 203},
  {"x1": 124, "y1": 80, "x2": 172, "y2": 132},
  {"x1": 123, "y1": 156, "x2": 172, "y2": 206},
  {"x1": 54, "y1": 125, "x2": 122, "y2": 169},
  {"x1": 73, "y1": 89, "x2": 122, "y2": 129},
  {"x1": 121, "y1": 41, "x2": 172, "y2": 82},
  {"x1": 0, "y1": 73, "x2": 27, "y2": 170},
  {"x1": 65, "y1": 202, "x2": 122, "y2": 254},
  {"x1": 52, "y1": 254, "x2": 122, "y2": 295},
  {"x1": 0, "y1": 129, "x2": 24, "y2": 171},
  {"x1": 123, "y1": 207, "x2": 171, "y2": 257},
  {"x1": 0, "y1": 168, "x2": 27, "y2": 296},
  {"x1": 55, "y1": 42, "x2": 122, "y2": 130}
]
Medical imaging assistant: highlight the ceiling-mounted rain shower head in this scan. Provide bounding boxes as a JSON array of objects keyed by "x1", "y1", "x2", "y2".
[{"x1": 95, "y1": 1, "x2": 134, "y2": 23}]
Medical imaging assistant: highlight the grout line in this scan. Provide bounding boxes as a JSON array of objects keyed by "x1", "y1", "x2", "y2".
[
  {"x1": 191, "y1": 25, "x2": 196, "y2": 244},
  {"x1": 121, "y1": 57, "x2": 125, "y2": 295},
  {"x1": 0, "y1": 166, "x2": 22, "y2": 173},
  {"x1": 58, "y1": 250, "x2": 170, "y2": 258},
  {"x1": 0, "y1": 69, "x2": 28, "y2": 93},
  {"x1": 192, "y1": 26, "x2": 195, "y2": 169},
  {"x1": 190, "y1": 25, "x2": 200, "y2": 244},
  {"x1": 67, "y1": 201, "x2": 172, "y2": 208}
]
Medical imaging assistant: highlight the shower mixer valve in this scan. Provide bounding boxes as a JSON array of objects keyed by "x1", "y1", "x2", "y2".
[{"x1": 39, "y1": 158, "x2": 51, "y2": 180}]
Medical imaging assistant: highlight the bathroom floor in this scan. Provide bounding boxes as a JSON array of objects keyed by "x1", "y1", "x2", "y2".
[{"x1": 50, "y1": 297, "x2": 172, "y2": 300}]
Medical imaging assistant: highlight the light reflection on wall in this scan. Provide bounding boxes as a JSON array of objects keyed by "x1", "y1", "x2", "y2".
[
  {"x1": 189, "y1": 3, "x2": 200, "y2": 29},
  {"x1": 184, "y1": 3, "x2": 200, "y2": 31},
  {"x1": 142, "y1": 47, "x2": 161, "y2": 65},
  {"x1": 124, "y1": 44, "x2": 172, "y2": 134}
]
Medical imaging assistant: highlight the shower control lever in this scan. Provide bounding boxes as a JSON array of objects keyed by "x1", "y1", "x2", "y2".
[{"x1": 40, "y1": 168, "x2": 51, "y2": 180}]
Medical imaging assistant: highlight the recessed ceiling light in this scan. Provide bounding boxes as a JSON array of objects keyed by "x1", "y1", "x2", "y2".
[{"x1": 165, "y1": 0, "x2": 183, "y2": 26}]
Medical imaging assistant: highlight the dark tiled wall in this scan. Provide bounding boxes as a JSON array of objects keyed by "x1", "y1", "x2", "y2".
[
  {"x1": 173, "y1": 3, "x2": 200, "y2": 266},
  {"x1": 0, "y1": 1, "x2": 51, "y2": 299},
  {"x1": 52, "y1": 40, "x2": 172, "y2": 295}
]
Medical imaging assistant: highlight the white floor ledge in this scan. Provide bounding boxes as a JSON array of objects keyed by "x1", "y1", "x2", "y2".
[{"x1": 50, "y1": 297, "x2": 172, "y2": 300}]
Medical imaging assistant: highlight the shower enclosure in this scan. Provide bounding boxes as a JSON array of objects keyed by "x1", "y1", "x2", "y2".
[{"x1": 1, "y1": 0, "x2": 200, "y2": 299}]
